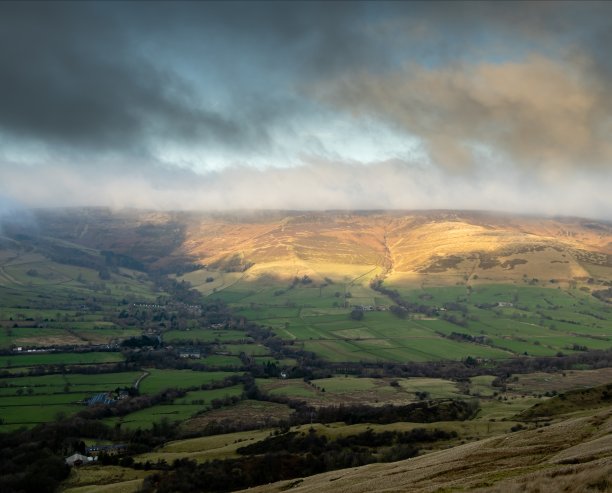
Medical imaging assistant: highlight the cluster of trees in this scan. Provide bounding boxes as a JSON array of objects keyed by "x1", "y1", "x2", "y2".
[
  {"x1": 441, "y1": 313, "x2": 469, "y2": 328},
  {"x1": 301, "y1": 399, "x2": 479, "y2": 425},
  {"x1": 0, "y1": 435, "x2": 70, "y2": 493},
  {"x1": 139, "y1": 427, "x2": 457, "y2": 493},
  {"x1": 0, "y1": 409, "x2": 179, "y2": 493},
  {"x1": 593, "y1": 287, "x2": 612, "y2": 303},
  {"x1": 320, "y1": 348, "x2": 612, "y2": 381},
  {"x1": 238, "y1": 427, "x2": 456, "y2": 456},
  {"x1": 448, "y1": 332, "x2": 489, "y2": 344},
  {"x1": 370, "y1": 280, "x2": 439, "y2": 317}
]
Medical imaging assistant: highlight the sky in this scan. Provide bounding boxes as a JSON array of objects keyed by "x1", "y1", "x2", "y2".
[{"x1": 0, "y1": 1, "x2": 611, "y2": 218}]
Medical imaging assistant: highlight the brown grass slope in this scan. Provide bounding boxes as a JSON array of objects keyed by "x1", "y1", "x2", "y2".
[
  {"x1": 20, "y1": 209, "x2": 612, "y2": 283},
  {"x1": 239, "y1": 406, "x2": 612, "y2": 493},
  {"x1": 178, "y1": 210, "x2": 612, "y2": 285},
  {"x1": 519, "y1": 383, "x2": 612, "y2": 421}
]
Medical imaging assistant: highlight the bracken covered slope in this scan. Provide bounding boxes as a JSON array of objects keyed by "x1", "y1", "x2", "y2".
[
  {"x1": 179, "y1": 210, "x2": 612, "y2": 286},
  {"x1": 11, "y1": 209, "x2": 612, "y2": 285}
]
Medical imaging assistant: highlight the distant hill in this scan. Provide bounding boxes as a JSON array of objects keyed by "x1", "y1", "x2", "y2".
[{"x1": 3, "y1": 209, "x2": 611, "y2": 288}]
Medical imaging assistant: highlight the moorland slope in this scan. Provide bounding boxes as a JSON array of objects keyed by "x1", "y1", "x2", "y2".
[
  {"x1": 241, "y1": 404, "x2": 612, "y2": 493},
  {"x1": 12, "y1": 209, "x2": 612, "y2": 288}
]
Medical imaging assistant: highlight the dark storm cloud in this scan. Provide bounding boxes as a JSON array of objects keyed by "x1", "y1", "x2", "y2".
[
  {"x1": 0, "y1": 2, "x2": 271, "y2": 153},
  {"x1": 4, "y1": 1, "x2": 609, "y2": 157},
  {"x1": 0, "y1": 1, "x2": 394, "y2": 164}
]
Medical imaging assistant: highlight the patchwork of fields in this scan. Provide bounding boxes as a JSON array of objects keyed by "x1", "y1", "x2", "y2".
[
  {"x1": 0, "y1": 371, "x2": 141, "y2": 431},
  {"x1": 0, "y1": 210, "x2": 610, "y2": 456},
  {"x1": 0, "y1": 368, "x2": 243, "y2": 432},
  {"x1": 0, "y1": 247, "x2": 248, "y2": 432},
  {"x1": 203, "y1": 275, "x2": 612, "y2": 363}
]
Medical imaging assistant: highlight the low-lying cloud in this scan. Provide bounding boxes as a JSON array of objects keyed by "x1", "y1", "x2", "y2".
[{"x1": 1, "y1": 159, "x2": 609, "y2": 220}]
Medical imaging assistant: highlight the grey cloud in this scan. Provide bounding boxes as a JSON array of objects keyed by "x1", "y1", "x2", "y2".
[
  {"x1": 318, "y1": 55, "x2": 612, "y2": 172},
  {"x1": 3, "y1": 1, "x2": 610, "y2": 160},
  {"x1": 0, "y1": 2, "x2": 271, "y2": 154}
]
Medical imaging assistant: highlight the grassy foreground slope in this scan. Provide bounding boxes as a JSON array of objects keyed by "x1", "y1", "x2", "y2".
[{"x1": 241, "y1": 406, "x2": 612, "y2": 493}]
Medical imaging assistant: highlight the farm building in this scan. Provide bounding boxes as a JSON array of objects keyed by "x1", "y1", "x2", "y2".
[
  {"x1": 85, "y1": 392, "x2": 116, "y2": 406},
  {"x1": 65, "y1": 453, "x2": 92, "y2": 466},
  {"x1": 179, "y1": 349, "x2": 201, "y2": 358},
  {"x1": 86, "y1": 443, "x2": 128, "y2": 457}
]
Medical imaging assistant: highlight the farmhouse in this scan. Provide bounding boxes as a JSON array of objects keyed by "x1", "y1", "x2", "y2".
[
  {"x1": 85, "y1": 444, "x2": 128, "y2": 457},
  {"x1": 179, "y1": 349, "x2": 201, "y2": 358},
  {"x1": 85, "y1": 392, "x2": 116, "y2": 406},
  {"x1": 65, "y1": 453, "x2": 92, "y2": 466}
]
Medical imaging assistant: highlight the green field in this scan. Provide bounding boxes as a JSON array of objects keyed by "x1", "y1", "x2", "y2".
[
  {"x1": 164, "y1": 328, "x2": 250, "y2": 344},
  {"x1": 0, "y1": 244, "x2": 262, "y2": 434},
  {"x1": 135, "y1": 428, "x2": 273, "y2": 463},
  {"x1": 61, "y1": 465, "x2": 150, "y2": 493},
  {"x1": 204, "y1": 277, "x2": 612, "y2": 363},
  {"x1": 0, "y1": 371, "x2": 142, "y2": 431},
  {"x1": 0, "y1": 246, "x2": 158, "y2": 352},
  {"x1": 1, "y1": 351, "x2": 124, "y2": 368},
  {"x1": 256, "y1": 376, "x2": 461, "y2": 406},
  {"x1": 107, "y1": 385, "x2": 244, "y2": 430},
  {"x1": 0, "y1": 367, "x2": 241, "y2": 431},
  {"x1": 199, "y1": 354, "x2": 244, "y2": 367},
  {"x1": 138, "y1": 369, "x2": 239, "y2": 394}
]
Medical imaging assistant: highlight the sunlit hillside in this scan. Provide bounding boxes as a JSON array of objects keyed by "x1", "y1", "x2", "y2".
[
  {"x1": 16, "y1": 209, "x2": 610, "y2": 291},
  {"x1": 176, "y1": 211, "x2": 612, "y2": 289}
]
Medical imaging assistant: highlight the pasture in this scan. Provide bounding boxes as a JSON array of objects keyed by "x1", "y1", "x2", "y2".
[
  {"x1": 61, "y1": 465, "x2": 150, "y2": 493},
  {"x1": 0, "y1": 371, "x2": 141, "y2": 431},
  {"x1": 0, "y1": 249, "x2": 157, "y2": 350},
  {"x1": 135, "y1": 428, "x2": 273, "y2": 463},
  {"x1": 1, "y1": 351, "x2": 124, "y2": 368},
  {"x1": 137, "y1": 369, "x2": 239, "y2": 394},
  {"x1": 205, "y1": 276, "x2": 611, "y2": 363},
  {"x1": 107, "y1": 384, "x2": 244, "y2": 430},
  {"x1": 256, "y1": 376, "x2": 462, "y2": 407},
  {"x1": 182, "y1": 399, "x2": 294, "y2": 433},
  {"x1": 163, "y1": 328, "x2": 250, "y2": 344}
]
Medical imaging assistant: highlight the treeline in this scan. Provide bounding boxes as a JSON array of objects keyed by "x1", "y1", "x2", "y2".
[
  {"x1": 0, "y1": 431, "x2": 70, "y2": 493},
  {"x1": 246, "y1": 378, "x2": 478, "y2": 426},
  {"x1": 593, "y1": 287, "x2": 612, "y2": 303},
  {"x1": 237, "y1": 427, "x2": 456, "y2": 455},
  {"x1": 293, "y1": 399, "x2": 478, "y2": 426},
  {"x1": 323, "y1": 348, "x2": 612, "y2": 380},
  {"x1": 0, "y1": 360, "x2": 140, "y2": 379},
  {"x1": 141, "y1": 452, "x2": 367, "y2": 493},
  {"x1": 139, "y1": 427, "x2": 457, "y2": 493},
  {"x1": 370, "y1": 279, "x2": 439, "y2": 317}
]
